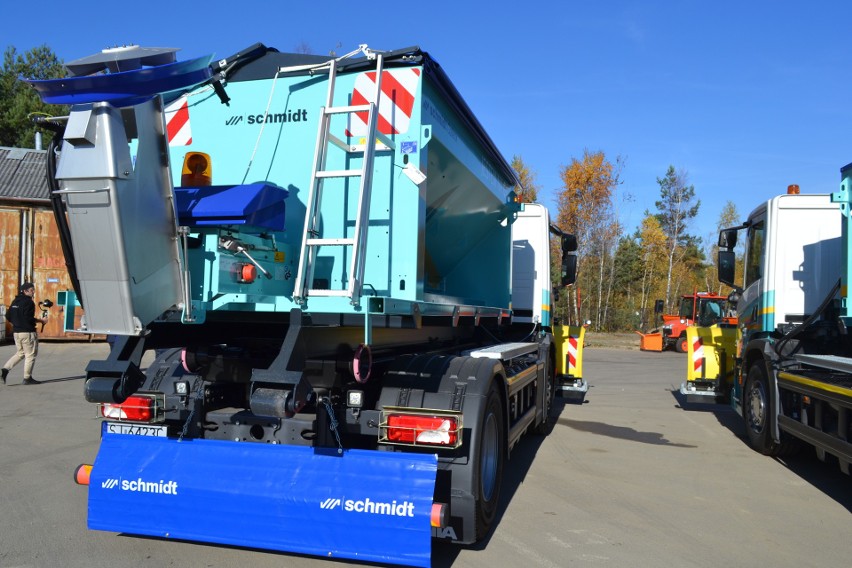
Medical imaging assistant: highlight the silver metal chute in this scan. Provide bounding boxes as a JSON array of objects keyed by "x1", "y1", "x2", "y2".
[{"x1": 54, "y1": 97, "x2": 184, "y2": 335}]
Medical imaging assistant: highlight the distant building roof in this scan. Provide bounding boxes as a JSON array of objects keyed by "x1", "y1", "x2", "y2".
[{"x1": 0, "y1": 146, "x2": 49, "y2": 202}]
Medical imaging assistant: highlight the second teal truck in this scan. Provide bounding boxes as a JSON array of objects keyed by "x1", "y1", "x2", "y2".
[{"x1": 717, "y1": 183, "x2": 852, "y2": 473}]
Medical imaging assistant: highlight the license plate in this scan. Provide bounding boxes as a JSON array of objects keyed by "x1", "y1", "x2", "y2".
[{"x1": 102, "y1": 421, "x2": 167, "y2": 437}]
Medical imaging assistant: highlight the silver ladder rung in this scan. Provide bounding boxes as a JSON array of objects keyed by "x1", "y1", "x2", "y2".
[
  {"x1": 305, "y1": 289, "x2": 352, "y2": 297},
  {"x1": 328, "y1": 134, "x2": 395, "y2": 153},
  {"x1": 306, "y1": 238, "x2": 355, "y2": 246},
  {"x1": 349, "y1": 132, "x2": 396, "y2": 152},
  {"x1": 316, "y1": 169, "x2": 362, "y2": 178},
  {"x1": 325, "y1": 104, "x2": 371, "y2": 115},
  {"x1": 328, "y1": 134, "x2": 354, "y2": 152}
]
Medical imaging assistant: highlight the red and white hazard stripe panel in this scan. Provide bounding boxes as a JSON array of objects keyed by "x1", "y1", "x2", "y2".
[
  {"x1": 692, "y1": 336, "x2": 704, "y2": 373},
  {"x1": 566, "y1": 335, "x2": 579, "y2": 372},
  {"x1": 165, "y1": 95, "x2": 192, "y2": 146},
  {"x1": 346, "y1": 69, "x2": 421, "y2": 137}
]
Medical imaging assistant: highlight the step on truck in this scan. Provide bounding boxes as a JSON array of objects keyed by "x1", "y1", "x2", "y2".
[
  {"x1": 717, "y1": 183, "x2": 852, "y2": 473},
  {"x1": 27, "y1": 43, "x2": 579, "y2": 567}
]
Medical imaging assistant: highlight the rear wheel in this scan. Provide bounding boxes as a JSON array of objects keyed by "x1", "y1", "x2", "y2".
[
  {"x1": 534, "y1": 356, "x2": 556, "y2": 435},
  {"x1": 744, "y1": 362, "x2": 778, "y2": 455},
  {"x1": 474, "y1": 382, "x2": 504, "y2": 540}
]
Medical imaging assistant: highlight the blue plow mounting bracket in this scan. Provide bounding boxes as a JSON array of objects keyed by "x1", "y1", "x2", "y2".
[
  {"x1": 89, "y1": 434, "x2": 437, "y2": 567},
  {"x1": 174, "y1": 182, "x2": 288, "y2": 230},
  {"x1": 25, "y1": 55, "x2": 213, "y2": 107}
]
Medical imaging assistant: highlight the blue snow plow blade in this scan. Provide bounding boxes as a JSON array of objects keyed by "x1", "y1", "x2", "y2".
[
  {"x1": 89, "y1": 435, "x2": 437, "y2": 567},
  {"x1": 25, "y1": 55, "x2": 212, "y2": 107}
]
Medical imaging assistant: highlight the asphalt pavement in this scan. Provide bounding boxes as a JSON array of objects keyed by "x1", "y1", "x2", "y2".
[{"x1": 0, "y1": 341, "x2": 849, "y2": 568}]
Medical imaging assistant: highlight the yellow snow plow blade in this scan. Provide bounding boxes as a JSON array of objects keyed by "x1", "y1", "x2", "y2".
[
  {"x1": 680, "y1": 323, "x2": 740, "y2": 403},
  {"x1": 554, "y1": 324, "x2": 587, "y2": 402}
]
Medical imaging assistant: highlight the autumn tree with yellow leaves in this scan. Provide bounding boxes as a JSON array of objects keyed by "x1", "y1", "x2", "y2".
[
  {"x1": 636, "y1": 215, "x2": 668, "y2": 328},
  {"x1": 707, "y1": 200, "x2": 742, "y2": 295},
  {"x1": 527, "y1": 148, "x2": 727, "y2": 331},
  {"x1": 554, "y1": 150, "x2": 623, "y2": 327},
  {"x1": 511, "y1": 155, "x2": 539, "y2": 203}
]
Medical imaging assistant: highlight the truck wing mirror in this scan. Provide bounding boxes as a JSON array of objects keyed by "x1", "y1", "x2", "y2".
[
  {"x1": 654, "y1": 299, "x2": 664, "y2": 314},
  {"x1": 718, "y1": 250, "x2": 737, "y2": 286},
  {"x1": 718, "y1": 228, "x2": 738, "y2": 249},
  {"x1": 561, "y1": 252, "x2": 577, "y2": 286},
  {"x1": 559, "y1": 233, "x2": 578, "y2": 286}
]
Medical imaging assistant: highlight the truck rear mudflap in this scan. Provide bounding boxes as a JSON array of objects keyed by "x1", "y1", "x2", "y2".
[{"x1": 87, "y1": 434, "x2": 437, "y2": 567}]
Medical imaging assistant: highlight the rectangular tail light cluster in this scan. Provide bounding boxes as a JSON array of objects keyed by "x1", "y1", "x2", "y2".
[
  {"x1": 378, "y1": 407, "x2": 462, "y2": 449},
  {"x1": 99, "y1": 393, "x2": 164, "y2": 423}
]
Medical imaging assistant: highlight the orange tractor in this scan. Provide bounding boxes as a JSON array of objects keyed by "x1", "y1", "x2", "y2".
[{"x1": 637, "y1": 292, "x2": 734, "y2": 352}]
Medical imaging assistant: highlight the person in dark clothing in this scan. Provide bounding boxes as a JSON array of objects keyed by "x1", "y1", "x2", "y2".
[{"x1": 1, "y1": 282, "x2": 47, "y2": 385}]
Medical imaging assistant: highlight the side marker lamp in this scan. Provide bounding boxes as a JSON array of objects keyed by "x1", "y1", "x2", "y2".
[
  {"x1": 347, "y1": 390, "x2": 364, "y2": 408},
  {"x1": 74, "y1": 464, "x2": 93, "y2": 486},
  {"x1": 431, "y1": 503, "x2": 449, "y2": 528}
]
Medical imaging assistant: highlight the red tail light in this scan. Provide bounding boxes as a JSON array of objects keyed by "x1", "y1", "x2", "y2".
[
  {"x1": 101, "y1": 394, "x2": 159, "y2": 422},
  {"x1": 383, "y1": 411, "x2": 461, "y2": 447}
]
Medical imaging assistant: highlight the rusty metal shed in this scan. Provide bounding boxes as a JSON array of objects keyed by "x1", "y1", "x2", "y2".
[{"x1": 0, "y1": 145, "x2": 89, "y2": 340}]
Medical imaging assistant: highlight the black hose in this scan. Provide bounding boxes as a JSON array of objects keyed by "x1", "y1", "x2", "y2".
[
  {"x1": 45, "y1": 133, "x2": 83, "y2": 307},
  {"x1": 774, "y1": 278, "x2": 841, "y2": 358}
]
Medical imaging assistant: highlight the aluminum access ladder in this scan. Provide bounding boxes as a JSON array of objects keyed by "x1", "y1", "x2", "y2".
[{"x1": 291, "y1": 45, "x2": 394, "y2": 306}]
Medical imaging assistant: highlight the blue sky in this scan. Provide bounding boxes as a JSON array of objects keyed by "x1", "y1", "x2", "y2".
[{"x1": 5, "y1": 1, "x2": 852, "y2": 250}]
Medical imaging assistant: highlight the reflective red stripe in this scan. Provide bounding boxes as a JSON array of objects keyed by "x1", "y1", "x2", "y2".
[
  {"x1": 692, "y1": 337, "x2": 703, "y2": 372},
  {"x1": 347, "y1": 69, "x2": 420, "y2": 136},
  {"x1": 375, "y1": 68, "x2": 416, "y2": 119},
  {"x1": 567, "y1": 336, "x2": 578, "y2": 369},
  {"x1": 166, "y1": 99, "x2": 190, "y2": 144}
]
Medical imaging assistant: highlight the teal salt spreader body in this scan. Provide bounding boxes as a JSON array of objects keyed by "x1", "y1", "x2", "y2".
[{"x1": 28, "y1": 43, "x2": 578, "y2": 567}]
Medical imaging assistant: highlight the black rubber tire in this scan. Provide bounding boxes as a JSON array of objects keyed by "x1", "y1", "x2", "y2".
[
  {"x1": 474, "y1": 382, "x2": 505, "y2": 540},
  {"x1": 533, "y1": 356, "x2": 556, "y2": 435},
  {"x1": 675, "y1": 335, "x2": 688, "y2": 353},
  {"x1": 744, "y1": 362, "x2": 779, "y2": 456}
]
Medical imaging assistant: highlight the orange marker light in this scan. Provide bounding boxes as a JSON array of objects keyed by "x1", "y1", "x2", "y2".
[
  {"x1": 74, "y1": 464, "x2": 93, "y2": 486},
  {"x1": 787, "y1": 184, "x2": 800, "y2": 195},
  {"x1": 238, "y1": 264, "x2": 257, "y2": 283},
  {"x1": 181, "y1": 152, "x2": 212, "y2": 186},
  {"x1": 430, "y1": 503, "x2": 448, "y2": 528}
]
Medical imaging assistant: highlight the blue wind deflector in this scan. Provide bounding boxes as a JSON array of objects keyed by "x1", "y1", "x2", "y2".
[
  {"x1": 25, "y1": 55, "x2": 212, "y2": 107},
  {"x1": 174, "y1": 183, "x2": 288, "y2": 230},
  {"x1": 88, "y1": 435, "x2": 437, "y2": 567}
]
